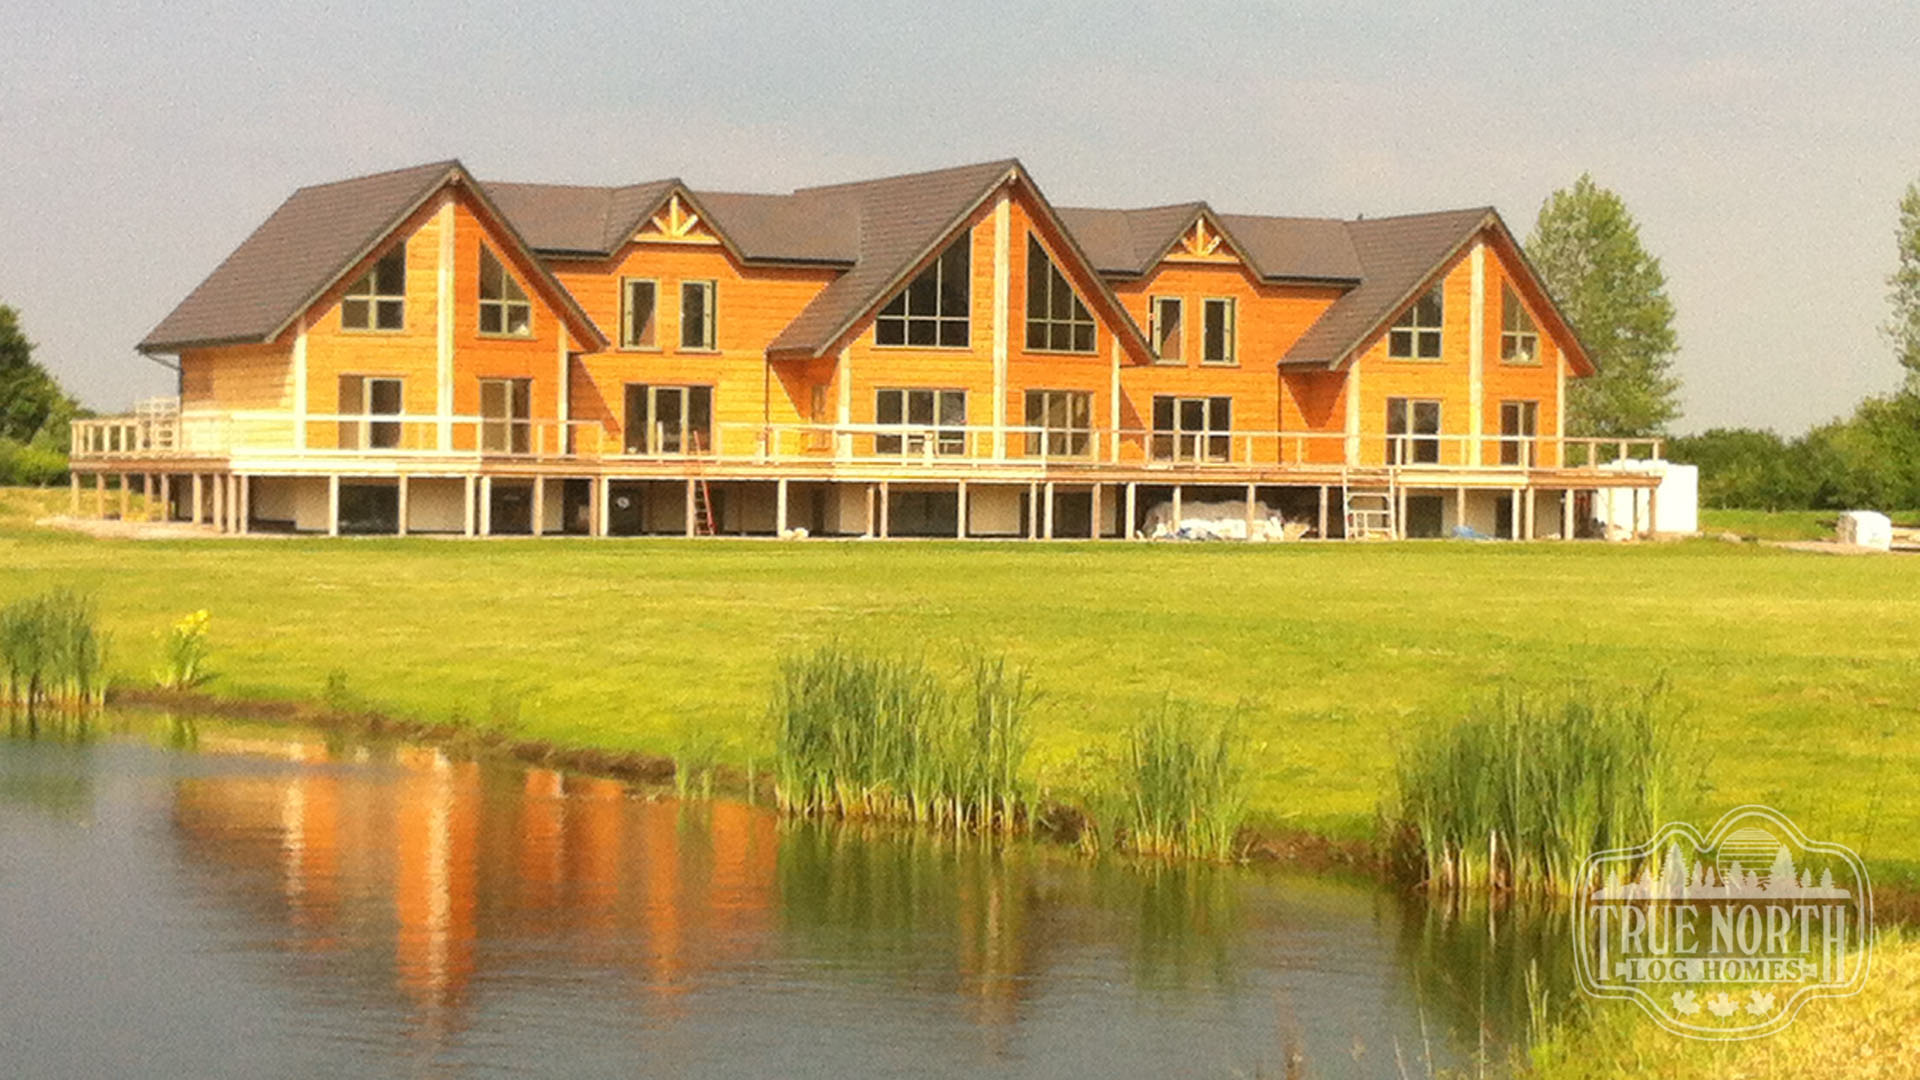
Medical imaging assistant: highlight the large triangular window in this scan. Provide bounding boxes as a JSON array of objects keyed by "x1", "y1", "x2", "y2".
[
  {"x1": 1025, "y1": 236, "x2": 1096, "y2": 353},
  {"x1": 876, "y1": 237, "x2": 970, "y2": 347}
]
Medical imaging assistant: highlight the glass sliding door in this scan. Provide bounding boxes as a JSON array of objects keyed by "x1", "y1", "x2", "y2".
[{"x1": 623, "y1": 385, "x2": 714, "y2": 455}]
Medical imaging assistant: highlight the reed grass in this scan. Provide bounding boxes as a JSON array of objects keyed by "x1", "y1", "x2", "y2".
[
  {"x1": 1388, "y1": 683, "x2": 1692, "y2": 893},
  {"x1": 1117, "y1": 700, "x2": 1247, "y2": 861},
  {"x1": 0, "y1": 588, "x2": 108, "y2": 710},
  {"x1": 770, "y1": 645, "x2": 1035, "y2": 831}
]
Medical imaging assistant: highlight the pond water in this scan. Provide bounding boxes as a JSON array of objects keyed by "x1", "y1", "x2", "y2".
[{"x1": 0, "y1": 716, "x2": 1570, "y2": 1078}]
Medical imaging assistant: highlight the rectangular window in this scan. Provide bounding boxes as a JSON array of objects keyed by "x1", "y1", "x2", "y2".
[
  {"x1": 337, "y1": 375, "x2": 403, "y2": 450},
  {"x1": 624, "y1": 384, "x2": 713, "y2": 455},
  {"x1": 1150, "y1": 297, "x2": 1183, "y2": 362},
  {"x1": 875, "y1": 237, "x2": 970, "y2": 347},
  {"x1": 1024, "y1": 236, "x2": 1097, "y2": 353},
  {"x1": 621, "y1": 279, "x2": 658, "y2": 348},
  {"x1": 478, "y1": 246, "x2": 532, "y2": 336},
  {"x1": 1201, "y1": 298, "x2": 1236, "y2": 364},
  {"x1": 1388, "y1": 285, "x2": 1444, "y2": 359},
  {"x1": 1023, "y1": 389, "x2": 1092, "y2": 457},
  {"x1": 341, "y1": 246, "x2": 405, "y2": 331},
  {"x1": 680, "y1": 281, "x2": 716, "y2": 350},
  {"x1": 1150, "y1": 394, "x2": 1231, "y2": 462},
  {"x1": 1499, "y1": 400, "x2": 1539, "y2": 466},
  {"x1": 1501, "y1": 284, "x2": 1540, "y2": 363},
  {"x1": 480, "y1": 377, "x2": 532, "y2": 454},
  {"x1": 1386, "y1": 397, "x2": 1442, "y2": 464},
  {"x1": 875, "y1": 388, "x2": 966, "y2": 456}
]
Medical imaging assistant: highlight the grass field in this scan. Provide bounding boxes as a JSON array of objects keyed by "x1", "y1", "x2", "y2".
[{"x1": 8, "y1": 488, "x2": 1920, "y2": 890}]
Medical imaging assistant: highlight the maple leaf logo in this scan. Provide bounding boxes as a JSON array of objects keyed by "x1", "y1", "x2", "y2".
[
  {"x1": 1670, "y1": 990, "x2": 1701, "y2": 1015},
  {"x1": 1707, "y1": 992, "x2": 1739, "y2": 1017},
  {"x1": 1747, "y1": 990, "x2": 1776, "y2": 1016}
]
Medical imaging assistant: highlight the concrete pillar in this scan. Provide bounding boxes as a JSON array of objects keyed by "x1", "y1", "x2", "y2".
[
  {"x1": 1244, "y1": 483, "x2": 1257, "y2": 540},
  {"x1": 479, "y1": 476, "x2": 493, "y2": 536},
  {"x1": 463, "y1": 476, "x2": 477, "y2": 537},
  {"x1": 1562, "y1": 489, "x2": 1575, "y2": 540},
  {"x1": 69, "y1": 472, "x2": 80, "y2": 516},
  {"x1": 95, "y1": 473, "x2": 107, "y2": 519},
  {"x1": 1042, "y1": 481, "x2": 1054, "y2": 539},
  {"x1": 238, "y1": 475, "x2": 250, "y2": 535},
  {"x1": 190, "y1": 474, "x2": 203, "y2": 525},
  {"x1": 1126, "y1": 482, "x2": 1138, "y2": 540},
  {"x1": 1646, "y1": 483, "x2": 1660, "y2": 539},
  {"x1": 776, "y1": 477, "x2": 790, "y2": 537},
  {"x1": 1026, "y1": 482, "x2": 1039, "y2": 540},
  {"x1": 1395, "y1": 484, "x2": 1407, "y2": 541},
  {"x1": 1509, "y1": 488, "x2": 1522, "y2": 540},
  {"x1": 1171, "y1": 484, "x2": 1182, "y2": 526},
  {"x1": 212, "y1": 472, "x2": 225, "y2": 532},
  {"x1": 1089, "y1": 482, "x2": 1101, "y2": 539},
  {"x1": 595, "y1": 476, "x2": 609, "y2": 537},
  {"x1": 1455, "y1": 486, "x2": 1467, "y2": 535},
  {"x1": 684, "y1": 479, "x2": 696, "y2": 538},
  {"x1": 1524, "y1": 486, "x2": 1537, "y2": 540},
  {"x1": 878, "y1": 480, "x2": 890, "y2": 539},
  {"x1": 145, "y1": 473, "x2": 158, "y2": 521},
  {"x1": 159, "y1": 474, "x2": 172, "y2": 522},
  {"x1": 531, "y1": 477, "x2": 545, "y2": 537},
  {"x1": 118, "y1": 474, "x2": 130, "y2": 520},
  {"x1": 327, "y1": 474, "x2": 341, "y2": 537},
  {"x1": 864, "y1": 484, "x2": 876, "y2": 537},
  {"x1": 1317, "y1": 485, "x2": 1329, "y2": 540},
  {"x1": 396, "y1": 475, "x2": 410, "y2": 537},
  {"x1": 954, "y1": 480, "x2": 967, "y2": 539}
]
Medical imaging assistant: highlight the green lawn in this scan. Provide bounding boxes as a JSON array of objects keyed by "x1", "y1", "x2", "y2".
[{"x1": 8, "y1": 489, "x2": 1920, "y2": 888}]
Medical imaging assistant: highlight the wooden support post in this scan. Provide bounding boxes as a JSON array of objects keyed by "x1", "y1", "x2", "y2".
[
  {"x1": 864, "y1": 484, "x2": 876, "y2": 537},
  {"x1": 118, "y1": 474, "x2": 130, "y2": 520},
  {"x1": 463, "y1": 476, "x2": 477, "y2": 537},
  {"x1": 1171, "y1": 485, "x2": 1182, "y2": 527},
  {"x1": 531, "y1": 478, "x2": 545, "y2": 537},
  {"x1": 1509, "y1": 488, "x2": 1521, "y2": 540},
  {"x1": 1026, "y1": 483, "x2": 1038, "y2": 540},
  {"x1": 1455, "y1": 486, "x2": 1467, "y2": 534},
  {"x1": 238, "y1": 475, "x2": 250, "y2": 535},
  {"x1": 145, "y1": 473, "x2": 158, "y2": 521},
  {"x1": 1244, "y1": 483, "x2": 1257, "y2": 541},
  {"x1": 95, "y1": 473, "x2": 107, "y2": 519},
  {"x1": 479, "y1": 476, "x2": 493, "y2": 537},
  {"x1": 1125, "y1": 482, "x2": 1138, "y2": 540},
  {"x1": 212, "y1": 472, "x2": 226, "y2": 532},
  {"x1": 1042, "y1": 481, "x2": 1055, "y2": 539},
  {"x1": 1646, "y1": 483, "x2": 1660, "y2": 539},
  {"x1": 1395, "y1": 485, "x2": 1408, "y2": 541},
  {"x1": 878, "y1": 481, "x2": 891, "y2": 539},
  {"x1": 396, "y1": 475, "x2": 410, "y2": 537},
  {"x1": 595, "y1": 476, "x2": 610, "y2": 537},
  {"x1": 1562, "y1": 489, "x2": 1575, "y2": 540},
  {"x1": 327, "y1": 474, "x2": 341, "y2": 537},
  {"x1": 1524, "y1": 486, "x2": 1537, "y2": 540},
  {"x1": 69, "y1": 472, "x2": 80, "y2": 516},
  {"x1": 190, "y1": 474, "x2": 202, "y2": 525},
  {"x1": 1317, "y1": 485, "x2": 1328, "y2": 540},
  {"x1": 684, "y1": 479, "x2": 696, "y2": 538},
  {"x1": 955, "y1": 481, "x2": 967, "y2": 539},
  {"x1": 776, "y1": 478, "x2": 790, "y2": 537},
  {"x1": 1089, "y1": 482, "x2": 1102, "y2": 539},
  {"x1": 159, "y1": 474, "x2": 171, "y2": 522}
]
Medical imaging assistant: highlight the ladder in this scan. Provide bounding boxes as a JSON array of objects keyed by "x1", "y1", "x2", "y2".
[
  {"x1": 1342, "y1": 468, "x2": 1398, "y2": 540},
  {"x1": 687, "y1": 430, "x2": 718, "y2": 536}
]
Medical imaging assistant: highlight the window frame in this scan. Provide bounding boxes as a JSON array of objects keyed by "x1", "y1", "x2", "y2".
[
  {"x1": 479, "y1": 377, "x2": 533, "y2": 455},
  {"x1": 1499, "y1": 399, "x2": 1540, "y2": 467},
  {"x1": 874, "y1": 237, "x2": 971, "y2": 349},
  {"x1": 340, "y1": 245, "x2": 407, "y2": 333},
  {"x1": 1500, "y1": 283, "x2": 1541, "y2": 365},
  {"x1": 1150, "y1": 394, "x2": 1231, "y2": 462},
  {"x1": 1022, "y1": 389, "x2": 1093, "y2": 458},
  {"x1": 1201, "y1": 297, "x2": 1237, "y2": 365},
  {"x1": 1149, "y1": 296, "x2": 1184, "y2": 363},
  {"x1": 623, "y1": 383, "x2": 715, "y2": 455},
  {"x1": 874, "y1": 387, "x2": 968, "y2": 456},
  {"x1": 1023, "y1": 235, "x2": 1098, "y2": 355},
  {"x1": 477, "y1": 246, "x2": 534, "y2": 339},
  {"x1": 1385, "y1": 396, "x2": 1443, "y2": 465},
  {"x1": 679, "y1": 280, "x2": 717, "y2": 352},
  {"x1": 1387, "y1": 285, "x2": 1444, "y2": 361},
  {"x1": 619, "y1": 277, "x2": 660, "y2": 351},
  {"x1": 337, "y1": 375, "x2": 405, "y2": 450}
]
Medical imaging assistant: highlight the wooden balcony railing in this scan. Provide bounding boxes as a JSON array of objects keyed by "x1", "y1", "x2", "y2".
[{"x1": 70, "y1": 406, "x2": 1667, "y2": 474}]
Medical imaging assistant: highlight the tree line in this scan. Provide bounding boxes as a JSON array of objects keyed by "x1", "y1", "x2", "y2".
[{"x1": 0, "y1": 304, "x2": 81, "y2": 485}]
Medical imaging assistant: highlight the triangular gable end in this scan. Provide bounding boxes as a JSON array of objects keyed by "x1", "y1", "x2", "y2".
[
  {"x1": 435, "y1": 170, "x2": 611, "y2": 352},
  {"x1": 634, "y1": 192, "x2": 722, "y2": 246},
  {"x1": 1012, "y1": 179, "x2": 1157, "y2": 364},
  {"x1": 1162, "y1": 212, "x2": 1242, "y2": 265}
]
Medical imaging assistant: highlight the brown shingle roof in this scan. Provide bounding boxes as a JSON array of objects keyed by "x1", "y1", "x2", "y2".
[
  {"x1": 1214, "y1": 213, "x2": 1363, "y2": 283},
  {"x1": 685, "y1": 190, "x2": 859, "y2": 265},
  {"x1": 484, "y1": 178, "x2": 679, "y2": 255},
  {"x1": 1054, "y1": 204, "x2": 1206, "y2": 276},
  {"x1": 140, "y1": 161, "x2": 459, "y2": 353},
  {"x1": 1281, "y1": 207, "x2": 1494, "y2": 368}
]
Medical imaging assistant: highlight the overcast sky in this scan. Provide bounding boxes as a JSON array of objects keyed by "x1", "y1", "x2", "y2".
[{"x1": 4, "y1": 1, "x2": 1916, "y2": 434}]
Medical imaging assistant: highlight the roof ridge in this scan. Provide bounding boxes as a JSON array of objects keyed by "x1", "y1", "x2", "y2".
[
  {"x1": 794, "y1": 157, "x2": 1019, "y2": 195},
  {"x1": 293, "y1": 159, "x2": 459, "y2": 194},
  {"x1": 1347, "y1": 205, "x2": 1495, "y2": 225}
]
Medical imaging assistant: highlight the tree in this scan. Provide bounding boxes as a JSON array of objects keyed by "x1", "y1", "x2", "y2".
[
  {"x1": 1889, "y1": 180, "x2": 1920, "y2": 388},
  {"x1": 1526, "y1": 175, "x2": 1682, "y2": 436},
  {"x1": 0, "y1": 303, "x2": 76, "y2": 446}
]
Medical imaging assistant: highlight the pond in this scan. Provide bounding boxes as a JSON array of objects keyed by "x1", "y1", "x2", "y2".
[{"x1": 0, "y1": 715, "x2": 1571, "y2": 1078}]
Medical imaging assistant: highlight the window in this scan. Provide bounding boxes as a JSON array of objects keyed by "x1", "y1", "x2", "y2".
[
  {"x1": 1151, "y1": 395, "x2": 1230, "y2": 462},
  {"x1": 624, "y1": 384, "x2": 713, "y2": 454},
  {"x1": 1388, "y1": 286, "x2": 1443, "y2": 359},
  {"x1": 1501, "y1": 284, "x2": 1539, "y2": 363},
  {"x1": 875, "y1": 388, "x2": 966, "y2": 455},
  {"x1": 621, "y1": 279, "x2": 657, "y2": 348},
  {"x1": 876, "y1": 237, "x2": 969, "y2": 347},
  {"x1": 1150, "y1": 297, "x2": 1183, "y2": 362},
  {"x1": 342, "y1": 246, "x2": 405, "y2": 330},
  {"x1": 1023, "y1": 390, "x2": 1092, "y2": 457},
  {"x1": 1202, "y1": 298, "x2": 1236, "y2": 364},
  {"x1": 1386, "y1": 397, "x2": 1441, "y2": 464},
  {"x1": 1024, "y1": 236, "x2": 1095, "y2": 353},
  {"x1": 1499, "y1": 400, "x2": 1539, "y2": 466},
  {"x1": 478, "y1": 247, "x2": 532, "y2": 336},
  {"x1": 480, "y1": 378, "x2": 532, "y2": 454},
  {"x1": 338, "y1": 375, "x2": 403, "y2": 450},
  {"x1": 680, "y1": 281, "x2": 716, "y2": 350}
]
